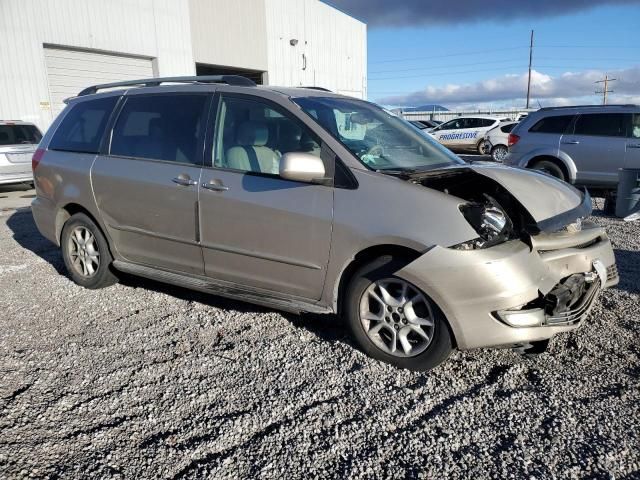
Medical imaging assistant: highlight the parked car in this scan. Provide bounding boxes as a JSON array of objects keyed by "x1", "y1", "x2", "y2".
[
  {"x1": 409, "y1": 120, "x2": 441, "y2": 130},
  {"x1": 428, "y1": 116, "x2": 507, "y2": 153},
  {"x1": 31, "y1": 76, "x2": 618, "y2": 371},
  {"x1": 505, "y1": 105, "x2": 640, "y2": 191},
  {"x1": 484, "y1": 121, "x2": 518, "y2": 162},
  {"x1": 0, "y1": 120, "x2": 42, "y2": 185}
]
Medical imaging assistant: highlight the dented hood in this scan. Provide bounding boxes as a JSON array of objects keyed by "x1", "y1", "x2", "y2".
[
  {"x1": 467, "y1": 163, "x2": 585, "y2": 222},
  {"x1": 413, "y1": 163, "x2": 590, "y2": 232}
]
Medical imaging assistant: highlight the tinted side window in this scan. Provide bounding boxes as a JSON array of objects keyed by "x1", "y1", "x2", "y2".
[
  {"x1": 480, "y1": 119, "x2": 496, "y2": 127},
  {"x1": 110, "y1": 95, "x2": 209, "y2": 165},
  {"x1": 49, "y1": 97, "x2": 118, "y2": 153},
  {"x1": 441, "y1": 119, "x2": 462, "y2": 130},
  {"x1": 501, "y1": 123, "x2": 515, "y2": 133},
  {"x1": 573, "y1": 113, "x2": 629, "y2": 137},
  {"x1": 529, "y1": 115, "x2": 574, "y2": 134}
]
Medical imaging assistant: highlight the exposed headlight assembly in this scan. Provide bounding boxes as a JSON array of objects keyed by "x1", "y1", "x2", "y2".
[{"x1": 454, "y1": 196, "x2": 514, "y2": 250}]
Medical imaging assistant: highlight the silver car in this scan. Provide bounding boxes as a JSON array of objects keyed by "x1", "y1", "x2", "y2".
[
  {"x1": 505, "y1": 105, "x2": 640, "y2": 190},
  {"x1": 0, "y1": 120, "x2": 42, "y2": 185},
  {"x1": 31, "y1": 76, "x2": 618, "y2": 371}
]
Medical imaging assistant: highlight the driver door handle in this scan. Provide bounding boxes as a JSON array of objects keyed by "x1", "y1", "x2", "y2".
[
  {"x1": 202, "y1": 180, "x2": 229, "y2": 192},
  {"x1": 628, "y1": 143, "x2": 640, "y2": 149}
]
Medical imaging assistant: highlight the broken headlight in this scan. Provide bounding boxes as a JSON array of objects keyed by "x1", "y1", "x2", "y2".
[{"x1": 454, "y1": 196, "x2": 514, "y2": 250}]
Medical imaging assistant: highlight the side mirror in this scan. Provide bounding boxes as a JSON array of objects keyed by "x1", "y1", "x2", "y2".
[{"x1": 279, "y1": 152, "x2": 326, "y2": 183}]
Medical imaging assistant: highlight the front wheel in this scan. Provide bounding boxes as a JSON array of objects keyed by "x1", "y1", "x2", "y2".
[
  {"x1": 345, "y1": 256, "x2": 453, "y2": 371},
  {"x1": 61, "y1": 213, "x2": 118, "y2": 289}
]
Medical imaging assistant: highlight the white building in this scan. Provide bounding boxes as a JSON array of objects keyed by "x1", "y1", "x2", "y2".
[{"x1": 0, "y1": 0, "x2": 367, "y2": 130}]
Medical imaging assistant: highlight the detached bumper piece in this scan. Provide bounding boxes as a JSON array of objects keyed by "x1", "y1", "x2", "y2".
[{"x1": 496, "y1": 270, "x2": 602, "y2": 328}]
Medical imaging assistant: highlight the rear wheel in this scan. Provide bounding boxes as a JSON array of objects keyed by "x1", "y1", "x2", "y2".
[
  {"x1": 345, "y1": 256, "x2": 453, "y2": 371},
  {"x1": 491, "y1": 145, "x2": 508, "y2": 162},
  {"x1": 531, "y1": 159, "x2": 565, "y2": 181},
  {"x1": 61, "y1": 213, "x2": 118, "y2": 289}
]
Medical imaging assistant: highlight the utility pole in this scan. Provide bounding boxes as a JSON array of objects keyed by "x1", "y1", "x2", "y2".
[
  {"x1": 525, "y1": 30, "x2": 534, "y2": 109},
  {"x1": 595, "y1": 75, "x2": 616, "y2": 105}
]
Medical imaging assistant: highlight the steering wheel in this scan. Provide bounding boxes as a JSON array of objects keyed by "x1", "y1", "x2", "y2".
[{"x1": 365, "y1": 144, "x2": 384, "y2": 157}]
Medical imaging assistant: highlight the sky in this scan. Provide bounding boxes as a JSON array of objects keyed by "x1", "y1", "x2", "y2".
[{"x1": 328, "y1": 0, "x2": 640, "y2": 109}]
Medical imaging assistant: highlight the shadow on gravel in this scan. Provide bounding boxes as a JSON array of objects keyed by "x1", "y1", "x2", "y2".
[
  {"x1": 6, "y1": 210, "x2": 65, "y2": 275},
  {"x1": 613, "y1": 249, "x2": 640, "y2": 295},
  {"x1": 119, "y1": 273, "x2": 353, "y2": 347}
]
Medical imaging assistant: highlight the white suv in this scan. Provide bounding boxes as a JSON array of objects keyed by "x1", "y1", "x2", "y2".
[
  {"x1": 428, "y1": 116, "x2": 506, "y2": 153},
  {"x1": 0, "y1": 121, "x2": 42, "y2": 185}
]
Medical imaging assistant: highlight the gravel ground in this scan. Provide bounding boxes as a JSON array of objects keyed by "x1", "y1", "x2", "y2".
[{"x1": 1, "y1": 201, "x2": 639, "y2": 479}]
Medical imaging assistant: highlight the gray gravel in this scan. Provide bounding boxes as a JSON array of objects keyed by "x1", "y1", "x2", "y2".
[{"x1": 1, "y1": 202, "x2": 639, "y2": 479}]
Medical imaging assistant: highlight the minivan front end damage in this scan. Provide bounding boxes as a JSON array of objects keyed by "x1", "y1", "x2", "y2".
[
  {"x1": 396, "y1": 221, "x2": 618, "y2": 350},
  {"x1": 395, "y1": 165, "x2": 618, "y2": 351}
]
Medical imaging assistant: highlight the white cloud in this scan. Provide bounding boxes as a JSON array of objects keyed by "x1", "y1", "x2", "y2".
[{"x1": 378, "y1": 66, "x2": 640, "y2": 108}]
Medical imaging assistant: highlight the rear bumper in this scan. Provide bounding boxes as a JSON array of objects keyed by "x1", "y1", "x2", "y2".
[
  {"x1": 31, "y1": 196, "x2": 59, "y2": 245},
  {"x1": 397, "y1": 223, "x2": 617, "y2": 350},
  {"x1": 0, "y1": 171, "x2": 33, "y2": 185}
]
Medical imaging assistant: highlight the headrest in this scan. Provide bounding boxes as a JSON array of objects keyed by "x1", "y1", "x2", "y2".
[
  {"x1": 148, "y1": 117, "x2": 163, "y2": 136},
  {"x1": 237, "y1": 121, "x2": 268, "y2": 146}
]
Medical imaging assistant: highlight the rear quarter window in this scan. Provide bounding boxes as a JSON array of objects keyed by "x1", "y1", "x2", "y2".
[
  {"x1": 528, "y1": 115, "x2": 574, "y2": 134},
  {"x1": 49, "y1": 97, "x2": 119, "y2": 153}
]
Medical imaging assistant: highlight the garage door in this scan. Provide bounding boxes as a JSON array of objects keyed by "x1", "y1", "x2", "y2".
[{"x1": 44, "y1": 47, "x2": 154, "y2": 117}]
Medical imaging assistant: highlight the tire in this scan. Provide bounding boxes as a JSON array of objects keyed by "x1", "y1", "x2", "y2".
[
  {"x1": 531, "y1": 159, "x2": 565, "y2": 181},
  {"x1": 344, "y1": 256, "x2": 453, "y2": 371},
  {"x1": 491, "y1": 145, "x2": 508, "y2": 162},
  {"x1": 477, "y1": 140, "x2": 490, "y2": 155},
  {"x1": 61, "y1": 213, "x2": 118, "y2": 289}
]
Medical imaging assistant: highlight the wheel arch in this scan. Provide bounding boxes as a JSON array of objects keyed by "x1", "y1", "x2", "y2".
[
  {"x1": 56, "y1": 203, "x2": 111, "y2": 254},
  {"x1": 526, "y1": 154, "x2": 575, "y2": 182},
  {"x1": 334, "y1": 244, "x2": 459, "y2": 349}
]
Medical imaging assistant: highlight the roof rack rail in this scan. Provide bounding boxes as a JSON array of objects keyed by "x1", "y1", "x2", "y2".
[
  {"x1": 539, "y1": 104, "x2": 637, "y2": 111},
  {"x1": 77, "y1": 75, "x2": 256, "y2": 96},
  {"x1": 300, "y1": 86, "x2": 332, "y2": 92}
]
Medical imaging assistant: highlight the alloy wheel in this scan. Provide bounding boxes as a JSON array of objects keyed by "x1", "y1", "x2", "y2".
[
  {"x1": 67, "y1": 226, "x2": 100, "y2": 277},
  {"x1": 359, "y1": 278, "x2": 435, "y2": 357}
]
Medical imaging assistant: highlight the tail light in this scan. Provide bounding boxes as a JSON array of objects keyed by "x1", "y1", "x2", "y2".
[
  {"x1": 507, "y1": 133, "x2": 520, "y2": 147},
  {"x1": 32, "y1": 148, "x2": 45, "y2": 171}
]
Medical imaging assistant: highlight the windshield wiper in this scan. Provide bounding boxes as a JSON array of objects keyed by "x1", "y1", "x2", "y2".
[{"x1": 376, "y1": 167, "x2": 418, "y2": 178}]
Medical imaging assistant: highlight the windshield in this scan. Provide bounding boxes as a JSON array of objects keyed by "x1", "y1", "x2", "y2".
[
  {"x1": 0, "y1": 124, "x2": 42, "y2": 146},
  {"x1": 293, "y1": 97, "x2": 463, "y2": 171}
]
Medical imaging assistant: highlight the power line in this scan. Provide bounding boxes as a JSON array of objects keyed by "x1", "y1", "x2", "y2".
[
  {"x1": 369, "y1": 58, "x2": 528, "y2": 75},
  {"x1": 369, "y1": 46, "x2": 528, "y2": 64},
  {"x1": 369, "y1": 65, "x2": 527, "y2": 81},
  {"x1": 595, "y1": 75, "x2": 617, "y2": 105}
]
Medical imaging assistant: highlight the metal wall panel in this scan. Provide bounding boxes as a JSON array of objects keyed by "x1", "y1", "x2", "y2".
[
  {"x1": 0, "y1": 0, "x2": 195, "y2": 130},
  {"x1": 44, "y1": 47, "x2": 154, "y2": 117},
  {"x1": 264, "y1": 0, "x2": 367, "y2": 98},
  {"x1": 188, "y1": 0, "x2": 269, "y2": 71}
]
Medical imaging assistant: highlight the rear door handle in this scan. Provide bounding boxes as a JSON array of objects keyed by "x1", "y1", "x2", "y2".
[
  {"x1": 172, "y1": 175, "x2": 197, "y2": 186},
  {"x1": 561, "y1": 140, "x2": 580, "y2": 145},
  {"x1": 628, "y1": 143, "x2": 640, "y2": 149},
  {"x1": 202, "y1": 180, "x2": 229, "y2": 192}
]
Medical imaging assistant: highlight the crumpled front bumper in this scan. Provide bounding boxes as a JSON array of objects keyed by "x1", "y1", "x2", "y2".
[{"x1": 396, "y1": 222, "x2": 618, "y2": 350}]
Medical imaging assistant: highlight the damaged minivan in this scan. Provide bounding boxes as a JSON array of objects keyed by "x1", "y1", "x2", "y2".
[{"x1": 31, "y1": 76, "x2": 619, "y2": 371}]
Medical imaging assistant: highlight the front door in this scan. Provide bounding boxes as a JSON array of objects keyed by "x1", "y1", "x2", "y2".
[
  {"x1": 92, "y1": 92, "x2": 211, "y2": 275},
  {"x1": 561, "y1": 112, "x2": 630, "y2": 187},
  {"x1": 198, "y1": 94, "x2": 333, "y2": 300}
]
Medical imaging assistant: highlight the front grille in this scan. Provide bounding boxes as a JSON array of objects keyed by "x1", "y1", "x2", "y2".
[
  {"x1": 544, "y1": 280, "x2": 600, "y2": 326},
  {"x1": 606, "y1": 264, "x2": 618, "y2": 281}
]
